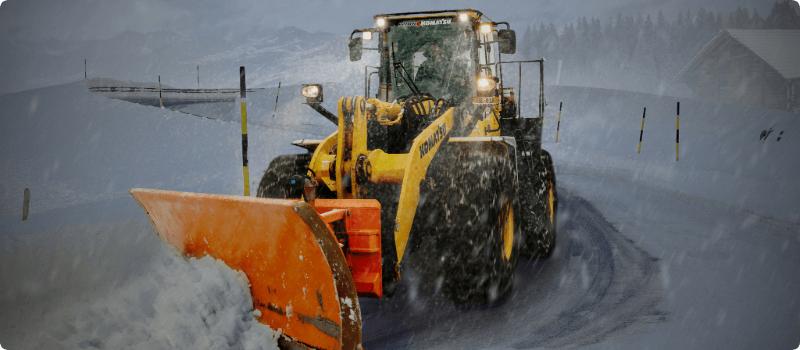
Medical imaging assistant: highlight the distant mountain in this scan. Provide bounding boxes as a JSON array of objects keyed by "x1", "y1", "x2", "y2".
[{"x1": 0, "y1": 26, "x2": 371, "y2": 93}]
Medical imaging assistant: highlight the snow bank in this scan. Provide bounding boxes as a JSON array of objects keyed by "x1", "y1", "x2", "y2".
[
  {"x1": 4, "y1": 249, "x2": 279, "y2": 350},
  {"x1": 541, "y1": 86, "x2": 800, "y2": 223},
  {"x1": 0, "y1": 80, "x2": 311, "y2": 348}
]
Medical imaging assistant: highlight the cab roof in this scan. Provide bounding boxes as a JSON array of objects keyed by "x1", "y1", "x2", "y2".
[{"x1": 373, "y1": 9, "x2": 490, "y2": 22}]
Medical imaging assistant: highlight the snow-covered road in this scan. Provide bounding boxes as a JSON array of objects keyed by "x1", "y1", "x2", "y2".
[{"x1": 358, "y1": 168, "x2": 799, "y2": 349}]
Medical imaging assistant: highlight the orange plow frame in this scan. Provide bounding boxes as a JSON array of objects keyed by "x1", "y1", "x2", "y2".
[{"x1": 130, "y1": 189, "x2": 381, "y2": 350}]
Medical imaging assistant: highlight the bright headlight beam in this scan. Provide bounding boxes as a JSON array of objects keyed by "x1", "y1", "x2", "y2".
[
  {"x1": 477, "y1": 77, "x2": 496, "y2": 91},
  {"x1": 363, "y1": 31, "x2": 372, "y2": 40},
  {"x1": 376, "y1": 18, "x2": 386, "y2": 28},
  {"x1": 459, "y1": 13, "x2": 468, "y2": 22},
  {"x1": 480, "y1": 22, "x2": 492, "y2": 34}
]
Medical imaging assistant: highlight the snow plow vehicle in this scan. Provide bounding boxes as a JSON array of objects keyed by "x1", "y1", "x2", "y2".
[{"x1": 130, "y1": 9, "x2": 557, "y2": 350}]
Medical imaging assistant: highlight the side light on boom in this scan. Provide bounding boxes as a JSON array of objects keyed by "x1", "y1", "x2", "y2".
[
  {"x1": 302, "y1": 85, "x2": 319, "y2": 98},
  {"x1": 363, "y1": 31, "x2": 372, "y2": 40},
  {"x1": 302, "y1": 84, "x2": 323, "y2": 104},
  {"x1": 480, "y1": 22, "x2": 492, "y2": 34}
]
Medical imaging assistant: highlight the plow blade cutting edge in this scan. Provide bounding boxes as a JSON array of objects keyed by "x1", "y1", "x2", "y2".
[{"x1": 129, "y1": 188, "x2": 362, "y2": 350}]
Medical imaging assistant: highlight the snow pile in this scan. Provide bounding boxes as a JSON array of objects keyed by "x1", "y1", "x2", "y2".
[{"x1": 6, "y1": 252, "x2": 279, "y2": 350}]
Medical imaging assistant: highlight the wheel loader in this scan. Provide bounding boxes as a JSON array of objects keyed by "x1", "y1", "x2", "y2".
[{"x1": 130, "y1": 9, "x2": 557, "y2": 350}]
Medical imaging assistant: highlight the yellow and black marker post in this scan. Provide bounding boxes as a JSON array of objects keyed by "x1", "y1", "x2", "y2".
[
  {"x1": 555, "y1": 102, "x2": 563, "y2": 143},
  {"x1": 272, "y1": 81, "x2": 281, "y2": 118},
  {"x1": 158, "y1": 76, "x2": 163, "y2": 108},
  {"x1": 638, "y1": 107, "x2": 646, "y2": 154},
  {"x1": 22, "y1": 188, "x2": 30, "y2": 221},
  {"x1": 676, "y1": 102, "x2": 680, "y2": 161},
  {"x1": 240, "y1": 67, "x2": 250, "y2": 196}
]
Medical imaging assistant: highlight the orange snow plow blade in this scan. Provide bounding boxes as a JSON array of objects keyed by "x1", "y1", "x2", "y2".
[{"x1": 129, "y1": 188, "x2": 363, "y2": 350}]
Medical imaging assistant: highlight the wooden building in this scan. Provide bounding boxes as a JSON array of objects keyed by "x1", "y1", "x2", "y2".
[{"x1": 675, "y1": 29, "x2": 800, "y2": 113}]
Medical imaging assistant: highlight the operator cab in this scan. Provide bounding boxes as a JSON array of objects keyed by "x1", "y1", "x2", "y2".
[{"x1": 349, "y1": 10, "x2": 516, "y2": 114}]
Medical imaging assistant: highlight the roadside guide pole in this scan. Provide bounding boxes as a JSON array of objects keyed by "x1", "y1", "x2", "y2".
[
  {"x1": 158, "y1": 76, "x2": 163, "y2": 107},
  {"x1": 638, "y1": 107, "x2": 646, "y2": 154},
  {"x1": 555, "y1": 102, "x2": 563, "y2": 143},
  {"x1": 240, "y1": 67, "x2": 250, "y2": 196},
  {"x1": 23, "y1": 188, "x2": 30, "y2": 221},
  {"x1": 272, "y1": 81, "x2": 281, "y2": 118},
  {"x1": 676, "y1": 102, "x2": 680, "y2": 161}
]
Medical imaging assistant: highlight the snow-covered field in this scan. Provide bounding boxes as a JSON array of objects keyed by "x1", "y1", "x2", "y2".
[{"x1": 1, "y1": 80, "x2": 798, "y2": 349}]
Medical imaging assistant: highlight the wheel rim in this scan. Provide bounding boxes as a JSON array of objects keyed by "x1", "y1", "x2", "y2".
[
  {"x1": 548, "y1": 182, "x2": 554, "y2": 223},
  {"x1": 502, "y1": 204, "x2": 514, "y2": 261}
]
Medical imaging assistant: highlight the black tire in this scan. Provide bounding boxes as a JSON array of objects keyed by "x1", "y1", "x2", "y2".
[
  {"x1": 434, "y1": 150, "x2": 522, "y2": 305},
  {"x1": 256, "y1": 154, "x2": 310, "y2": 199},
  {"x1": 519, "y1": 149, "x2": 557, "y2": 259}
]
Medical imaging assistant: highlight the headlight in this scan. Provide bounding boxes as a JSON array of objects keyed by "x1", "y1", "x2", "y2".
[
  {"x1": 376, "y1": 18, "x2": 387, "y2": 28},
  {"x1": 363, "y1": 31, "x2": 372, "y2": 40},
  {"x1": 480, "y1": 22, "x2": 492, "y2": 34},
  {"x1": 477, "y1": 77, "x2": 496, "y2": 91},
  {"x1": 301, "y1": 84, "x2": 323, "y2": 103},
  {"x1": 459, "y1": 13, "x2": 469, "y2": 22},
  {"x1": 301, "y1": 85, "x2": 319, "y2": 98}
]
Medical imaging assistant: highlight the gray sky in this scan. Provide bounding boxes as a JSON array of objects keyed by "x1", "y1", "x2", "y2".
[{"x1": 0, "y1": 0, "x2": 786, "y2": 41}]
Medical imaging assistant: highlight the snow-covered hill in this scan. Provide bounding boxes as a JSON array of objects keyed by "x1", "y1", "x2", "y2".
[{"x1": 0, "y1": 26, "x2": 374, "y2": 93}]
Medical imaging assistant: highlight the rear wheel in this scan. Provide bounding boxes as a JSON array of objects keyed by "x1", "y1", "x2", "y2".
[
  {"x1": 256, "y1": 154, "x2": 310, "y2": 199},
  {"x1": 519, "y1": 150, "x2": 557, "y2": 259},
  {"x1": 434, "y1": 150, "x2": 521, "y2": 305}
]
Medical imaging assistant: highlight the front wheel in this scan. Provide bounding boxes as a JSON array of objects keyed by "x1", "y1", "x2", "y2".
[
  {"x1": 519, "y1": 149, "x2": 557, "y2": 259},
  {"x1": 256, "y1": 154, "x2": 310, "y2": 199},
  {"x1": 434, "y1": 150, "x2": 521, "y2": 305}
]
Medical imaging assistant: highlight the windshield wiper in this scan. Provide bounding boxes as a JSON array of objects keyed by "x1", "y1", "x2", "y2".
[{"x1": 391, "y1": 51, "x2": 422, "y2": 97}]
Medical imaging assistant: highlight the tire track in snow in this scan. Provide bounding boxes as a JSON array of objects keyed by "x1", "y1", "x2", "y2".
[{"x1": 360, "y1": 187, "x2": 666, "y2": 349}]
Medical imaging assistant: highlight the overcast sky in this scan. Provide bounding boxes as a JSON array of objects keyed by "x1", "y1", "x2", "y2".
[{"x1": 0, "y1": 0, "x2": 787, "y2": 41}]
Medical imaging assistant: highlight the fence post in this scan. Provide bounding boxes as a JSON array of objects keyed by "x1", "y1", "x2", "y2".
[
  {"x1": 555, "y1": 102, "x2": 562, "y2": 143},
  {"x1": 240, "y1": 67, "x2": 250, "y2": 196},
  {"x1": 197, "y1": 65, "x2": 200, "y2": 88},
  {"x1": 638, "y1": 107, "x2": 646, "y2": 154},
  {"x1": 676, "y1": 102, "x2": 680, "y2": 161},
  {"x1": 84, "y1": 59, "x2": 87, "y2": 80}
]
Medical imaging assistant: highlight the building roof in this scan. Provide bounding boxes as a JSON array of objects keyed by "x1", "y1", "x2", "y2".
[
  {"x1": 676, "y1": 29, "x2": 800, "y2": 82},
  {"x1": 726, "y1": 29, "x2": 800, "y2": 79}
]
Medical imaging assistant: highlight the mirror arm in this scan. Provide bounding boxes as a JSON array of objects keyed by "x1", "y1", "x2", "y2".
[
  {"x1": 304, "y1": 103, "x2": 338, "y2": 125},
  {"x1": 494, "y1": 22, "x2": 510, "y2": 30}
]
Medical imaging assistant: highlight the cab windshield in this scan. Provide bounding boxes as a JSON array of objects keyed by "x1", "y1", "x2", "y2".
[{"x1": 388, "y1": 18, "x2": 476, "y2": 104}]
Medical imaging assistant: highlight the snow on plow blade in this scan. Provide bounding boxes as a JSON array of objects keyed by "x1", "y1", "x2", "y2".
[{"x1": 129, "y1": 188, "x2": 362, "y2": 350}]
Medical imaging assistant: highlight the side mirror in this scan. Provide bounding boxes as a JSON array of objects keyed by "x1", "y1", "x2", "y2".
[
  {"x1": 498, "y1": 30, "x2": 516, "y2": 54},
  {"x1": 349, "y1": 37, "x2": 363, "y2": 62}
]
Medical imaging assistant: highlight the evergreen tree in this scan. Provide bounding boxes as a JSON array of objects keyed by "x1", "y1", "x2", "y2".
[
  {"x1": 752, "y1": 9, "x2": 767, "y2": 29},
  {"x1": 522, "y1": 25, "x2": 533, "y2": 59},
  {"x1": 657, "y1": 10, "x2": 668, "y2": 31},
  {"x1": 766, "y1": 0, "x2": 800, "y2": 29}
]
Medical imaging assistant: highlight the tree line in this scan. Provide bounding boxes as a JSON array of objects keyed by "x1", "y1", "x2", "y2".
[{"x1": 516, "y1": 0, "x2": 800, "y2": 94}]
